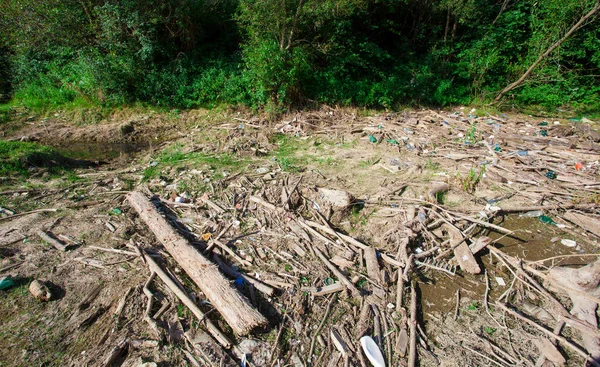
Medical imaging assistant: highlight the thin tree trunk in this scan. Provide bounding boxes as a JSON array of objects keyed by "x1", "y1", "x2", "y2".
[
  {"x1": 492, "y1": 0, "x2": 510, "y2": 26},
  {"x1": 286, "y1": 0, "x2": 304, "y2": 50},
  {"x1": 451, "y1": 20, "x2": 458, "y2": 41},
  {"x1": 444, "y1": 7, "x2": 451, "y2": 43},
  {"x1": 494, "y1": 1, "x2": 600, "y2": 103}
]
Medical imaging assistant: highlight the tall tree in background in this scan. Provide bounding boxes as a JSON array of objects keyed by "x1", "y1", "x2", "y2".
[{"x1": 494, "y1": 0, "x2": 600, "y2": 102}]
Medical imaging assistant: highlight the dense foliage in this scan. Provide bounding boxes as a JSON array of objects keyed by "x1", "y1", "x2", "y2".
[{"x1": 0, "y1": 0, "x2": 599, "y2": 111}]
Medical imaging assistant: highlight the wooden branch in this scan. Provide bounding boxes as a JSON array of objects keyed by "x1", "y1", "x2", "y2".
[
  {"x1": 144, "y1": 253, "x2": 232, "y2": 348},
  {"x1": 494, "y1": 1, "x2": 600, "y2": 102},
  {"x1": 304, "y1": 219, "x2": 372, "y2": 253},
  {"x1": 37, "y1": 231, "x2": 68, "y2": 251},
  {"x1": 142, "y1": 271, "x2": 161, "y2": 334},
  {"x1": 127, "y1": 191, "x2": 267, "y2": 335},
  {"x1": 444, "y1": 224, "x2": 480, "y2": 274},
  {"x1": 312, "y1": 246, "x2": 361, "y2": 298},
  {"x1": 408, "y1": 282, "x2": 418, "y2": 367},
  {"x1": 88, "y1": 246, "x2": 137, "y2": 256},
  {"x1": 496, "y1": 203, "x2": 597, "y2": 213},
  {"x1": 0, "y1": 208, "x2": 58, "y2": 222},
  {"x1": 496, "y1": 302, "x2": 600, "y2": 367},
  {"x1": 212, "y1": 254, "x2": 275, "y2": 296},
  {"x1": 308, "y1": 294, "x2": 337, "y2": 364},
  {"x1": 535, "y1": 321, "x2": 565, "y2": 367},
  {"x1": 492, "y1": 0, "x2": 510, "y2": 25}
]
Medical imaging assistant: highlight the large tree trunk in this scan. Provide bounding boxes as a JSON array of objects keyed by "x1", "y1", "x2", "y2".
[
  {"x1": 493, "y1": 1, "x2": 600, "y2": 103},
  {"x1": 127, "y1": 191, "x2": 268, "y2": 336},
  {"x1": 547, "y1": 258, "x2": 600, "y2": 361}
]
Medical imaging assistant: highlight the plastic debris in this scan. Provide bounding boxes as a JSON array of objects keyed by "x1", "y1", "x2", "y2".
[
  {"x1": 539, "y1": 130, "x2": 548, "y2": 137},
  {"x1": 110, "y1": 208, "x2": 122, "y2": 215},
  {"x1": 519, "y1": 210, "x2": 543, "y2": 218},
  {"x1": 560, "y1": 239, "x2": 577, "y2": 247},
  {"x1": 545, "y1": 170, "x2": 557, "y2": 179},
  {"x1": 360, "y1": 336, "x2": 386, "y2": 367},
  {"x1": 0, "y1": 275, "x2": 14, "y2": 290},
  {"x1": 538, "y1": 215, "x2": 555, "y2": 225},
  {"x1": 368, "y1": 135, "x2": 378, "y2": 143},
  {"x1": 495, "y1": 277, "x2": 506, "y2": 286}
]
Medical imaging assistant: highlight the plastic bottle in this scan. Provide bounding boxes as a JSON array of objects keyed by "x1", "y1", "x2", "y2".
[
  {"x1": 0, "y1": 275, "x2": 14, "y2": 290},
  {"x1": 519, "y1": 210, "x2": 543, "y2": 218}
]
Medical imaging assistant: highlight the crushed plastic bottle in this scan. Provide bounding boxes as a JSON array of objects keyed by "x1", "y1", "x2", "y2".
[
  {"x1": 540, "y1": 130, "x2": 548, "y2": 137},
  {"x1": 517, "y1": 150, "x2": 528, "y2": 156},
  {"x1": 368, "y1": 135, "x2": 378, "y2": 143},
  {"x1": 538, "y1": 215, "x2": 555, "y2": 225},
  {"x1": 546, "y1": 170, "x2": 557, "y2": 179},
  {"x1": 0, "y1": 275, "x2": 14, "y2": 290},
  {"x1": 538, "y1": 121, "x2": 548, "y2": 126},
  {"x1": 519, "y1": 210, "x2": 543, "y2": 218}
]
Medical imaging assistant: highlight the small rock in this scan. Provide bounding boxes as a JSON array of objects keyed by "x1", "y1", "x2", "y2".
[
  {"x1": 238, "y1": 339, "x2": 261, "y2": 355},
  {"x1": 317, "y1": 188, "x2": 354, "y2": 208},
  {"x1": 29, "y1": 280, "x2": 52, "y2": 301},
  {"x1": 137, "y1": 357, "x2": 157, "y2": 367},
  {"x1": 256, "y1": 167, "x2": 269, "y2": 174}
]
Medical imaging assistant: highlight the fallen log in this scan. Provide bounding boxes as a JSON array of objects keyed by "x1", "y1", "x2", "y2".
[
  {"x1": 547, "y1": 258, "x2": 600, "y2": 362},
  {"x1": 127, "y1": 191, "x2": 267, "y2": 335},
  {"x1": 144, "y1": 254, "x2": 233, "y2": 348},
  {"x1": 563, "y1": 211, "x2": 600, "y2": 238}
]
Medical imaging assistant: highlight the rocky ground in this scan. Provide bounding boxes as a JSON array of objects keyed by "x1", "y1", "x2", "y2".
[{"x1": 0, "y1": 106, "x2": 599, "y2": 367}]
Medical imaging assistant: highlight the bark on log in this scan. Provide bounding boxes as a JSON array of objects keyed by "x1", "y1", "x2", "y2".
[
  {"x1": 547, "y1": 258, "x2": 600, "y2": 362},
  {"x1": 127, "y1": 191, "x2": 267, "y2": 335},
  {"x1": 563, "y1": 212, "x2": 600, "y2": 238}
]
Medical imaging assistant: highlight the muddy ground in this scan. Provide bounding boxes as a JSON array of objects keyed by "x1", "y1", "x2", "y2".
[{"x1": 0, "y1": 106, "x2": 599, "y2": 367}]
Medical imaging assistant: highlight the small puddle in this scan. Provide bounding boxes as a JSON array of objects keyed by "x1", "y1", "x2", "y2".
[{"x1": 419, "y1": 215, "x2": 592, "y2": 320}]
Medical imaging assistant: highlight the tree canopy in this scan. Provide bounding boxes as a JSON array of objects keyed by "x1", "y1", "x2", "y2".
[{"x1": 1, "y1": 0, "x2": 599, "y2": 111}]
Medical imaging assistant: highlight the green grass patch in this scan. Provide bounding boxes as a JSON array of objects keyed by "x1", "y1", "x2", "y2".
[
  {"x1": 270, "y1": 133, "x2": 309, "y2": 172},
  {"x1": 0, "y1": 140, "x2": 72, "y2": 177},
  {"x1": 143, "y1": 143, "x2": 250, "y2": 181},
  {"x1": 0, "y1": 105, "x2": 14, "y2": 124}
]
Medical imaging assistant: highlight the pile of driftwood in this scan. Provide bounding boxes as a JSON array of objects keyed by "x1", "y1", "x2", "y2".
[
  {"x1": 119, "y1": 158, "x2": 599, "y2": 367},
  {"x1": 94, "y1": 109, "x2": 599, "y2": 366}
]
